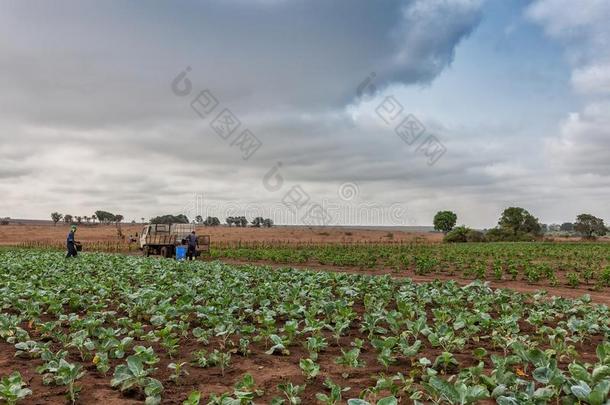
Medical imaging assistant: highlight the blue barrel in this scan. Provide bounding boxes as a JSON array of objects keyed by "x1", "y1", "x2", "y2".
[{"x1": 175, "y1": 245, "x2": 187, "y2": 261}]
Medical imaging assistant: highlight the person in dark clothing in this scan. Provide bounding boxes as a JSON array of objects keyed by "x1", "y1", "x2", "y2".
[
  {"x1": 185, "y1": 230, "x2": 198, "y2": 260},
  {"x1": 66, "y1": 225, "x2": 78, "y2": 258}
]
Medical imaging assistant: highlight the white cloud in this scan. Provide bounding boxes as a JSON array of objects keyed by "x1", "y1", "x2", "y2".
[
  {"x1": 546, "y1": 103, "x2": 610, "y2": 174},
  {"x1": 572, "y1": 62, "x2": 610, "y2": 95},
  {"x1": 528, "y1": 1, "x2": 610, "y2": 177}
]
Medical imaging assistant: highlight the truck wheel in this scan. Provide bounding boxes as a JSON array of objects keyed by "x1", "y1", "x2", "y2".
[{"x1": 160, "y1": 247, "x2": 169, "y2": 258}]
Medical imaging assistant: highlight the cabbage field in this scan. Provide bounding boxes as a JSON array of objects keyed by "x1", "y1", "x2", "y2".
[
  {"x1": 0, "y1": 249, "x2": 610, "y2": 404},
  {"x1": 212, "y1": 242, "x2": 610, "y2": 289}
]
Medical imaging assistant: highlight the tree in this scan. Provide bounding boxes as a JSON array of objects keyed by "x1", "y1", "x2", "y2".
[
  {"x1": 150, "y1": 214, "x2": 189, "y2": 224},
  {"x1": 95, "y1": 210, "x2": 116, "y2": 224},
  {"x1": 560, "y1": 222, "x2": 574, "y2": 232},
  {"x1": 498, "y1": 207, "x2": 541, "y2": 236},
  {"x1": 224, "y1": 216, "x2": 247, "y2": 227},
  {"x1": 251, "y1": 217, "x2": 273, "y2": 228},
  {"x1": 574, "y1": 214, "x2": 607, "y2": 238},
  {"x1": 203, "y1": 216, "x2": 220, "y2": 226},
  {"x1": 92, "y1": 215, "x2": 97, "y2": 224},
  {"x1": 141, "y1": 217, "x2": 145, "y2": 223},
  {"x1": 251, "y1": 217, "x2": 265, "y2": 228},
  {"x1": 433, "y1": 211, "x2": 457, "y2": 234},
  {"x1": 64, "y1": 214, "x2": 73, "y2": 224},
  {"x1": 229, "y1": 216, "x2": 248, "y2": 227},
  {"x1": 195, "y1": 215, "x2": 204, "y2": 224},
  {"x1": 51, "y1": 212, "x2": 63, "y2": 226},
  {"x1": 75, "y1": 216, "x2": 83, "y2": 224}
]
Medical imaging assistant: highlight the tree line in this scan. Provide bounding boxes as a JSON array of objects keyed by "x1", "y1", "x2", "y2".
[
  {"x1": 223, "y1": 216, "x2": 273, "y2": 228},
  {"x1": 50, "y1": 211, "x2": 275, "y2": 228},
  {"x1": 50, "y1": 210, "x2": 124, "y2": 226},
  {"x1": 149, "y1": 214, "x2": 274, "y2": 228},
  {"x1": 433, "y1": 208, "x2": 608, "y2": 243}
]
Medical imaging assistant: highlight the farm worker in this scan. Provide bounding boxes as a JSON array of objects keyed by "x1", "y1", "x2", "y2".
[
  {"x1": 66, "y1": 225, "x2": 78, "y2": 258},
  {"x1": 185, "y1": 230, "x2": 198, "y2": 260}
]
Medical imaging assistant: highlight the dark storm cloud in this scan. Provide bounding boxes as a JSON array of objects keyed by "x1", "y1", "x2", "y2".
[{"x1": 0, "y1": 0, "x2": 483, "y2": 127}]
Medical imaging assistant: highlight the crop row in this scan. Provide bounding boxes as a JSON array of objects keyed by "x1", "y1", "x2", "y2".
[{"x1": 211, "y1": 242, "x2": 610, "y2": 288}]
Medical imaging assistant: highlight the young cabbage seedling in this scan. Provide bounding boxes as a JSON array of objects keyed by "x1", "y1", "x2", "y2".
[
  {"x1": 208, "y1": 350, "x2": 232, "y2": 376},
  {"x1": 315, "y1": 378, "x2": 350, "y2": 405},
  {"x1": 0, "y1": 372, "x2": 32, "y2": 405},
  {"x1": 168, "y1": 362, "x2": 189, "y2": 384},
  {"x1": 299, "y1": 358, "x2": 320, "y2": 380},
  {"x1": 111, "y1": 355, "x2": 163, "y2": 404},
  {"x1": 277, "y1": 382, "x2": 306, "y2": 405},
  {"x1": 234, "y1": 373, "x2": 264, "y2": 398},
  {"x1": 93, "y1": 352, "x2": 111, "y2": 375},
  {"x1": 305, "y1": 336, "x2": 328, "y2": 361},
  {"x1": 53, "y1": 359, "x2": 86, "y2": 404},
  {"x1": 336, "y1": 347, "x2": 366, "y2": 377},
  {"x1": 182, "y1": 390, "x2": 201, "y2": 405},
  {"x1": 266, "y1": 334, "x2": 290, "y2": 356}
]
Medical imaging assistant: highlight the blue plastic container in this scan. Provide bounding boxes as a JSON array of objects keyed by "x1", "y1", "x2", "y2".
[{"x1": 175, "y1": 245, "x2": 187, "y2": 261}]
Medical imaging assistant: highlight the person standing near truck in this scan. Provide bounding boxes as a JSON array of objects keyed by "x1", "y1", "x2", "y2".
[
  {"x1": 66, "y1": 225, "x2": 78, "y2": 258},
  {"x1": 185, "y1": 230, "x2": 198, "y2": 260}
]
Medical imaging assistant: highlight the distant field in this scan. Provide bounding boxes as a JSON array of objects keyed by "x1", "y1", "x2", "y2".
[{"x1": 0, "y1": 223, "x2": 443, "y2": 246}]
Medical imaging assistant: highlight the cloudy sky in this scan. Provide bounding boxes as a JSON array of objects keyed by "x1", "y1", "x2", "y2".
[{"x1": 1, "y1": 0, "x2": 609, "y2": 228}]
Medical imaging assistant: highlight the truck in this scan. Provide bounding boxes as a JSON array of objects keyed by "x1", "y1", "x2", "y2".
[{"x1": 139, "y1": 223, "x2": 210, "y2": 258}]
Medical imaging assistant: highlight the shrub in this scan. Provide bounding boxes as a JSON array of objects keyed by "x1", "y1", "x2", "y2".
[
  {"x1": 444, "y1": 226, "x2": 468, "y2": 243},
  {"x1": 444, "y1": 227, "x2": 486, "y2": 243},
  {"x1": 485, "y1": 228, "x2": 536, "y2": 242},
  {"x1": 465, "y1": 230, "x2": 485, "y2": 242}
]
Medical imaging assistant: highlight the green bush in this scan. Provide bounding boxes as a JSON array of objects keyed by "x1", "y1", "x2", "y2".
[
  {"x1": 465, "y1": 230, "x2": 486, "y2": 243},
  {"x1": 444, "y1": 227, "x2": 486, "y2": 243},
  {"x1": 485, "y1": 228, "x2": 537, "y2": 242}
]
